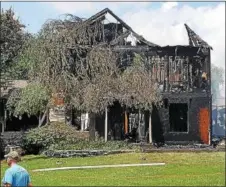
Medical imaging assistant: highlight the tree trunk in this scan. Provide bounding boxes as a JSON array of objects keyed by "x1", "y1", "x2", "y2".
[
  {"x1": 38, "y1": 114, "x2": 41, "y2": 127},
  {"x1": 46, "y1": 108, "x2": 50, "y2": 124},
  {"x1": 149, "y1": 111, "x2": 153, "y2": 144},
  {"x1": 38, "y1": 109, "x2": 48, "y2": 127}
]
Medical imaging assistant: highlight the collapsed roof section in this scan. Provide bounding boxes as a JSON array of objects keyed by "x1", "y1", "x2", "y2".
[
  {"x1": 85, "y1": 8, "x2": 159, "y2": 47},
  {"x1": 85, "y1": 8, "x2": 212, "y2": 51},
  {"x1": 184, "y1": 23, "x2": 213, "y2": 50}
]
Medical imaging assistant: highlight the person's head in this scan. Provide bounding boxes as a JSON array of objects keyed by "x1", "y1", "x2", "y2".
[{"x1": 4, "y1": 151, "x2": 21, "y2": 166}]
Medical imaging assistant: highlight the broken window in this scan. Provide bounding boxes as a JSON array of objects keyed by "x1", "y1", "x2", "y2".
[{"x1": 169, "y1": 103, "x2": 188, "y2": 132}]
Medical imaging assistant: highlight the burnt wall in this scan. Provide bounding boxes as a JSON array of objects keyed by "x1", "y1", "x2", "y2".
[{"x1": 152, "y1": 93, "x2": 211, "y2": 144}]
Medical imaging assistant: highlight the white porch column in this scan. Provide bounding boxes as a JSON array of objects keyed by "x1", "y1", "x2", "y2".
[
  {"x1": 105, "y1": 107, "x2": 108, "y2": 142},
  {"x1": 149, "y1": 112, "x2": 152, "y2": 144}
]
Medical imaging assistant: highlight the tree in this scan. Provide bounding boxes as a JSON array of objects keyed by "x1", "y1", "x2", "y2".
[
  {"x1": 6, "y1": 83, "x2": 51, "y2": 126},
  {"x1": 5, "y1": 14, "x2": 119, "y2": 124},
  {"x1": 117, "y1": 53, "x2": 160, "y2": 110},
  {"x1": 9, "y1": 35, "x2": 36, "y2": 80},
  {"x1": 8, "y1": 13, "x2": 160, "y2": 129},
  {"x1": 0, "y1": 8, "x2": 29, "y2": 94}
]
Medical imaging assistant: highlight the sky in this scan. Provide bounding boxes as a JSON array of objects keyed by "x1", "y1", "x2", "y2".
[{"x1": 1, "y1": 1, "x2": 225, "y2": 97}]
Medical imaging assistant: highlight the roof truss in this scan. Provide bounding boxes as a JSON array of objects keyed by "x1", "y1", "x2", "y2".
[
  {"x1": 86, "y1": 8, "x2": 159, "y2": 47},
  {"x1": 184, "y1": 24, "x2": 213, "y2": 50}
]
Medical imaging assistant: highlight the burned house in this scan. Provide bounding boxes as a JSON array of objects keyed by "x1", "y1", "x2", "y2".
[
  {"x1": 0, "y1": 8, "x2": 213, "y2": 145},
  {"x1": 80, "y1": 8, "x2": 212, "y2": 145}
]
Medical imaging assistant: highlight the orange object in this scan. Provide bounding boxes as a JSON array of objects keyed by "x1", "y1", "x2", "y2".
[
  {"x1": 199, "y1": 108, "x2": 210, "y2": 144},
  {"x1": 124, "y1": 111, "x2": 128, "y2": 134}
]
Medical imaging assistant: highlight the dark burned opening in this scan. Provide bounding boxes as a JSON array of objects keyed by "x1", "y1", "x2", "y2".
[
  {"x1": 163, "y1": 98, "x2": 168, "y2": 109},
  {"x1": 169, "y1": 103, "x2": 188, "y2": 132},
  {"x1": 6, "y1": 113, "x2": 38, "y2": 131},
  {"x1": 108, "y1": 101, "x2": 124, "y2": 140}
]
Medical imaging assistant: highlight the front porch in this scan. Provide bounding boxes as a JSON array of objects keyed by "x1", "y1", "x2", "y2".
[{"x1": 89, "y1": 101, "x2": 152, "y2": 143}]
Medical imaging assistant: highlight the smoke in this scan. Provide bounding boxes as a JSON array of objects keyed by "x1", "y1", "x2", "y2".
[{"x1": 211, "y1": 64, "x2": 225, "y2": 105}]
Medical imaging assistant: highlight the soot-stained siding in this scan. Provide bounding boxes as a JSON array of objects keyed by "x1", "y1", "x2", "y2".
[
  {"x1": 151, "y1": 93, "x2": 211, "y2": 144},
  {"x1": 79, "y1": 8, "x2": 213, "y2": 145}
]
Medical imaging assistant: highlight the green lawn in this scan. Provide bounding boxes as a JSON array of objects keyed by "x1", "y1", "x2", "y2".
[{"x1": 1, "y1": 152, "x2": 225, "y2": 186}]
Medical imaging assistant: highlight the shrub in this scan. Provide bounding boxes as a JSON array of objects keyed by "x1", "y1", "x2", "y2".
[
  {"x1": 23, "y1": 122, "x2": 139, "y2": 154},
  {"x1": 46, "y1": 140, "x2": 138, "y2": 151},
  {"x1": 22, "y1": 122, "x2": 88, "y2": 154}
]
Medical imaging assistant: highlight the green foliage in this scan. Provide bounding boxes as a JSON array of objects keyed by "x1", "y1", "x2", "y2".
[
  {"x1": 23, "y1": 122, "x2": 137, "y2": 154},
  {"x1": 49, "y1": 140, "x2": 137, "y2": 151},
  {"x1": 9, "y1": 36, "x2": 36, "y2": 80},
  {"x1": 1, "y1": 8, "x2": 26, "y2": 69},
  {"x1": 6, "y1": 89, "x2": 22, "y2": 116},
  {"x1": 6, "y1": 83, "x2": 50, "y2": 116},
  {"x1": 20, "y1": 14, "x2": 160, "y2": 114},
  {"x1": 118, "y1": 53, "x2": 161, "y2": 110},
  {"x1": 22, "y1": 122, "x2": 88, "y2": 153},
  {"x1": 0, "y1": 8, "x2": 30, "y2": 88}
]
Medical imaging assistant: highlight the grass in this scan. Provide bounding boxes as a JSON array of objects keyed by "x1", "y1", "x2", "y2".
[{"x1": 1, "y1": 152, "x2": 225, "y2": 186}]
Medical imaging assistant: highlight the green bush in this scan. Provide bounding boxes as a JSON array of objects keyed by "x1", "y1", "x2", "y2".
[
  {"x1": 23, "y1": 122, "x2": 138, "y2": 154},
  {"x1": 50, "y1": 140, "x2": 137, "y2": 151},
  {"x1": 22, "y1": 122, "x2": 88, "y2": 154}
]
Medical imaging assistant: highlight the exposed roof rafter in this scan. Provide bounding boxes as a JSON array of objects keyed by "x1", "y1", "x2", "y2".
[
  {"x1": 184, "y1": 23, "x2": 213, "y2": 50},
  {"x1": 87, "y1": 8, "x2": 159, "y2": 47},
  {"x1": 110, "y1": 30, "x2": 131, "y2": 45}
]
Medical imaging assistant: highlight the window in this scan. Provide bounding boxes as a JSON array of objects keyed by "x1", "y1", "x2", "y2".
[{"x1": 169, "y1": 103, "x2": 188, "y2": 132}]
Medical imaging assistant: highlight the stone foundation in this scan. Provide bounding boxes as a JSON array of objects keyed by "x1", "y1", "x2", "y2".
[{"x1": 43, "y1": 149, "x2": 134, "y2": 158}]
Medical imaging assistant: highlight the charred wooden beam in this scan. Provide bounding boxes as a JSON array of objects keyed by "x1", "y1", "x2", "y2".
[
  {"x1": 166, "y1": 55, "x2": 170, "y2": 92},
  {"x1": 90, "y1": 15, "x2": 106, "y2": 25},
  {"x1": 87, "y1": 8, "x2": 159, "y2": 47},
  {"x1": 68, "y1": 44, "x2": 208, "y2": 58},
  {"x1": 86, "y1": 8, "x2": 108, "y2": 23},
  {"x1": 106, "y1": 10, "x2": 158, "y2": 47},
  {"x1": 184, "y1": 23, "x2": 213, "y2": 50},
  {"x1": 113, "y1": 45, "x2": 150, "y2": 52},
  {"x1": 132, "y1": 33, "x2": 159, "y2": 47},
  {"x1": 112, "y1": 45, "x2": 205, "y2": 57},
  {"x1": 208, "y1": 48, "x2": 212, "y2": 145},
  {"x1": 110, "y1": 30, "x2": 131, "y2": 45}
]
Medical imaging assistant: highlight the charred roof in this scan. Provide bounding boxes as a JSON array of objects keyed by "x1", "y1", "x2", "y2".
[
  {"x1": 184, "y1": 23, "x2": 213, "y2": 50},
  {"x1": 87, "y1": 8, "x2": 212, "y2": 50}
]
